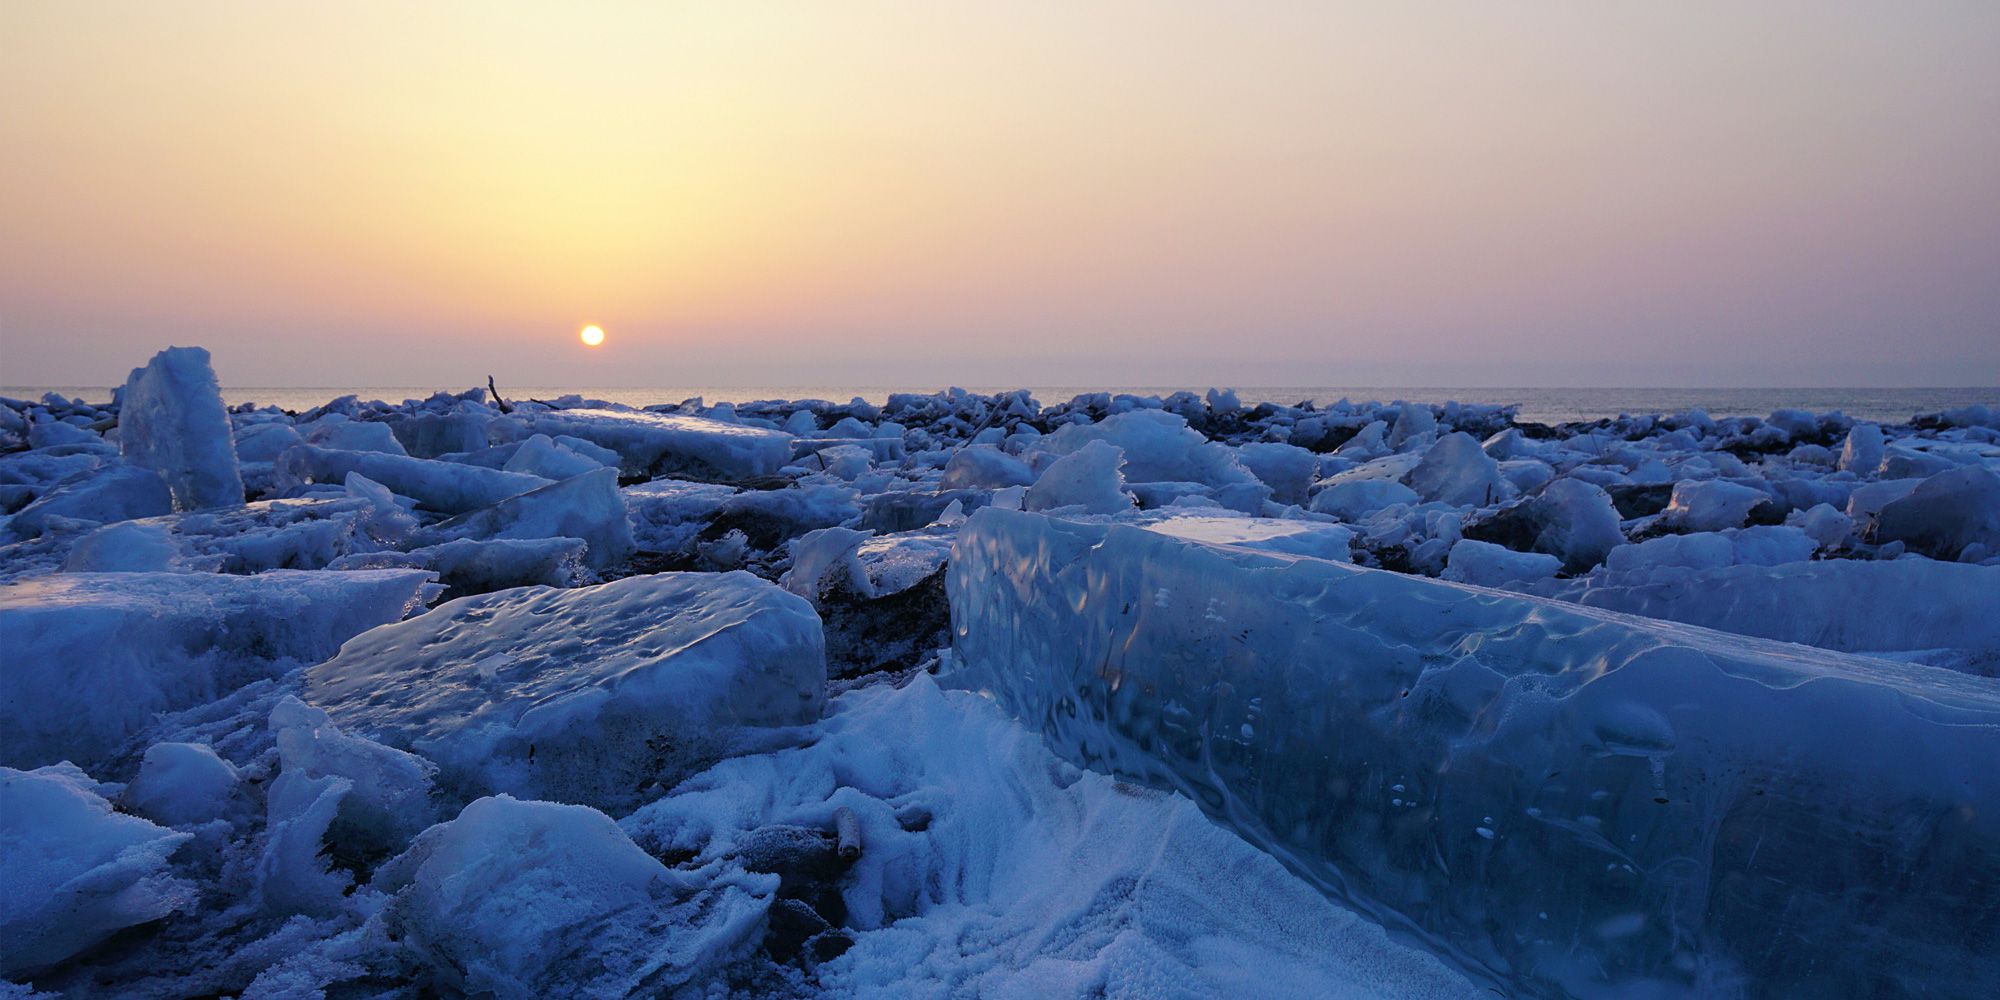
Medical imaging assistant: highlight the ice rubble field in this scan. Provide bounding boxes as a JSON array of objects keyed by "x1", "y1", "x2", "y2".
[{"x1": 0, "y1": 349, "x2": 1996, "y2": 999}]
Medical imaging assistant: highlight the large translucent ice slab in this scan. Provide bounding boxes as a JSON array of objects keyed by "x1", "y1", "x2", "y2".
[
  {"x1": 519, "y1": 408, "x2": 792, "y2": 481},
  {"x1": 947, "y1": 508, "x2": 2000, "y2": 999}
]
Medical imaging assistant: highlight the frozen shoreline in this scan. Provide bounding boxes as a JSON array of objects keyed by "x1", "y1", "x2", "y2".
[{"x1": 3, "y1": 352, "x2": 1996, "y2": 998}]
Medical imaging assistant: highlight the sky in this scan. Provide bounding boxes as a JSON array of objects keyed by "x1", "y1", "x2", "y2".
[{"x1": 2, "y1": 1, "x2": 1997, "y2": 389}]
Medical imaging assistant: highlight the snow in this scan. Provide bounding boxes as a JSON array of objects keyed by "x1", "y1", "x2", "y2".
[
  {"x1": 948, "y1": 507, "x2": 2000, "y2": 998},
  {"x1": 0, "y1": 569, "x2": 436, "y2": 769},
  {"x1": 303, "y1": 572, "x2": 825, "y2": 813},
  {"x1": 0, "y1": 764, "x2": 194, "y2": 978},
  {"x1": 117, "y1": 347, "x2": 244, "y2": 511},
  {"x1": 519, "y1": 407, "x2": 793, "y2": 480}
]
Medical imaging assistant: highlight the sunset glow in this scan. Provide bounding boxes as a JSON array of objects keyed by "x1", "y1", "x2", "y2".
[
  {"x1": 580, "y1": 325, "x2": 605, "y2": 348},
  {"x1": 2, "y1": 2, "x2": 1995, "y2": 388}
]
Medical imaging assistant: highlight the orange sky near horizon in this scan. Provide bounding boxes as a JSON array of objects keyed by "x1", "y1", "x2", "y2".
[{"x1": 2, "y1": 2, "x2": 1996, "y2": 388}]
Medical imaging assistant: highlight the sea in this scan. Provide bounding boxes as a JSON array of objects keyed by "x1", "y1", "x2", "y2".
[{"x1": 8, "y1": 385, "x2": 1996, "y2": 427}]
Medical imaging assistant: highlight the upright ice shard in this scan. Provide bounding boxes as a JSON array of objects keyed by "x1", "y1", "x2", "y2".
[
  {"x1": 118, "y1": 346, "x2": 244, "y2": 511},
  {"x1": 947, "y1": 508, "x2": 2000, "y2": 999}
]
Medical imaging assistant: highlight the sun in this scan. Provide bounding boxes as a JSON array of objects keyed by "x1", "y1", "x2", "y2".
[{"x1": 579, "y1": 324, "x2": 605, "y2": 347}]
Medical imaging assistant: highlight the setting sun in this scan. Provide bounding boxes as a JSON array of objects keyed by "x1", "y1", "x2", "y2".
[{"x1": 579, "y1": 324, "x2": 605, "y2": 347}]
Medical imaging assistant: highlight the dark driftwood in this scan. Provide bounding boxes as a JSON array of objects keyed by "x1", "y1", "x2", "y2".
[{"x1": 486, "y1": 375, "x2": 513, "y2": 414}]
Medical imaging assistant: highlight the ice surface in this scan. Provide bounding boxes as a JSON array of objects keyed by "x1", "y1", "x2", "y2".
[
  {"x1": 304, "y1": 572, "x2": 825, "y2": 813},
  {"x1": 0, "y1": 569, "x2": 435, "y2": 769},
  {"x1": 117, "y1": 347, "x2": 244, "y2": 511},
  {"x1": 948, "y1": 508, "x2": 2000, "y2": 998},
  {"x1": 1536, "y1": 557, "x2": 2000, "y2": 659},
  {"x1": 1038, "y1": 410, "x2": 1267, "y2": 509},
  {"x1": 520, "y1": 407, "x2": 793, "y2": 480},
  {"x1": 0, "y1": 764, "x2": 194, "y2": 977}
]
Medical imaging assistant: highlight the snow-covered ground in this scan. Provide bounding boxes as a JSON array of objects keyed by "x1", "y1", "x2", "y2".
[{"x1": 2, "y1": 350, "x2": 1996, "y2": 998}]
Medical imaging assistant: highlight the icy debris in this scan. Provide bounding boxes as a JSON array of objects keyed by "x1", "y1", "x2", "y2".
[
  {"x1": 118, "y1": 347, "x2": 244, "y2": 511},
  {"x1": 784, "y1": 526, "x2": 875, "y2": 604},
  {"x1": 120, "y1": 742, "x2": 241, "y2": 828},
  {"x1": 1460, "y1": 477, "x2": 1623, "y2": 571},
  {"x1": 304, "y1": 572, "x2": 825, "y2": 813},
  {"x1": 622, "y1": 478, "x2": 739, "y2": 555},
  {"x1": 1661, "y1": 478, "x2": 1770, "y2": 531},
  {"x1": 1871, "y1": 466, "x2": 2000, "y2": 561},
  {"x1": 1142, "y1": 514, "x2": 1355, "y2": 563},
  {"x1": 519, "y1": 407, "x2": 792, "y2": 480},
  {"x1": 329, "y1": 537, "x2": 589, "y2": 595},
  {"x1": 0, "y1": 569, "x2": 436, "y2": 769},
  {"x1": 949, "y1": 508, "x2": 2000, "y2": 998},
  {"x1": 1308, "y1": 479, "x2": 1419, "y2": 521},
  {"x1": 1038, "y1": 410, "x2": 1266, "y2": 505},
  {"x1": 233, "y1": 421, "x2": 305, "y2": 463},
  {"x1": 1441, "y1": 538, "x2": 1561, "y2": 586},
  {"x1": 623, "y1": 676, "x2": 1481, "y2": 1000},
  {"x1": 370, "y1": 795, "x2": 774, "y2": 999},
  {"x1": 303, "y1": 418, "x2": 407, "y2": 456},
  {"x1": 60, "y1": 521, "x2": 180, "y2": 573},
  {"x1": 938, "y1": 444, "x2": 1035, "y2": 491},
  {"x1": 275, "y1": 445, "x2": 550, "y2": 515},
  {"x1": 269, "y1": 696, "x2": 437, "y2": 860},
  {"x1": 1234, "y1": 441, "x2": 1319, "y2": 506},
  {"x1": 415, "y1": 467, "x2": 633, "y2": 571},
  {"x1": 1404, "y1": 432, "x2": 1510, "y2": 507},
  {"x1": 0, "y1": 765, "x2": 194, "y2": 978},
  {"x1": 1025, "y1": 439, "x2": 1133, "y2": 515},
  {"x1": 1, "y1": 465, "x2": 173, "y2": 541},
  {"x1": 500, "y1": 432, "x2": 607, "y2": 480},
  {"x1": 1786, "y1": 502, "x2": 1855, "y2": 550}
]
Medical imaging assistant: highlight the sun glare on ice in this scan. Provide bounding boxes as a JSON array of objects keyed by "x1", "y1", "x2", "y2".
[{"x1": 580, "y1": 324, "x2": 606, "y2": 347}]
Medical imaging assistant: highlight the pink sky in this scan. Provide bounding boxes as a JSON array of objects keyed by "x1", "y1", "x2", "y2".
[{"x1": 3, "y1": 2, "x2": 1996, "y2": 388}]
